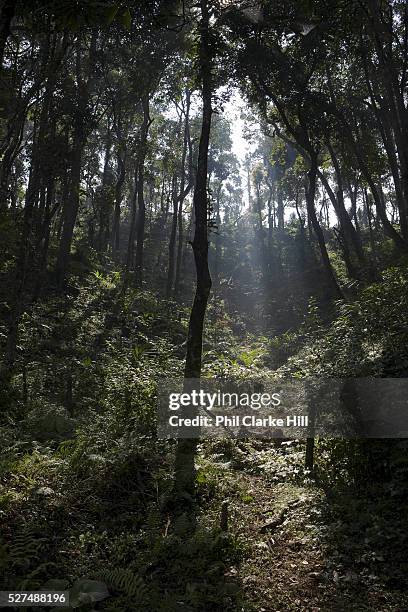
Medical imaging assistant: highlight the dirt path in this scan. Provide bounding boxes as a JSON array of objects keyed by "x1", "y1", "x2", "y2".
[{"x1": 200, "y1": 441, "x2": 408, "y2": 612}]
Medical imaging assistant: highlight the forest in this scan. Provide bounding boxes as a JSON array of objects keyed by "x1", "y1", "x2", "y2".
[{"x1": 0, "y1": 0, "x2": 408, "y2": 610}]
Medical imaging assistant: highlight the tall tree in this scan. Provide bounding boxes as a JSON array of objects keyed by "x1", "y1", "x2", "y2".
[
  {"x1": 56, "y1": 33, "x2": 97, "y2": 287},
  {"x1": 173, "y1": 0, "x2": 213, "y2": 503}
]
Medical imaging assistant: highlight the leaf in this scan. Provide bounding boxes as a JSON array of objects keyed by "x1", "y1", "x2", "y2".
[
  {"x1": 132, "y1": 343, "x2": 149, "y2": 361},
  {"x1": 120, "y1": 8, "x2": 131, "y2": 29},
  {"x1": 196, "y1": 470, "x2": 207, "y2": 484},
  {"x1": 70, "y1": 579, "x2": 110, "y2": 608},
  {"x1": 105, "y1": 4, "x2": 120, "y2": 25}
]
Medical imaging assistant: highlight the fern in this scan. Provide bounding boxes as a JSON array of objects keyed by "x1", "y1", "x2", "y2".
[
  {"x1": 101, "y1": 568, "x2": 147, "y2": 601},
  {"x1": 19, "y1": 561, "x2": 57, "y2": 590},
  {"x1": 1, "y1": 526, "x2": 49, "y2": 590},
  {"x1": 57, "y1": 438, "x2": 77, "y2": 458},
  {"x1": 9, "y1": 526, "x2": 45, "y2": 569}
]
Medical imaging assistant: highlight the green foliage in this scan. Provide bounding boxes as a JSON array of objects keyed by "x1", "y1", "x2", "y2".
[
  {"x1": 70, "y1": 579, "x2": 110, "y2": 608},
  {"x1": 37, "y1": 1, "x2": 134, "y2": 30},
  {"x1": 281, "y1": 264, "x2": 408, "y2": 377},
  {"x1": 237, "y1": 346, "x2": 266, "y2": 368},
  {"x1": 0, "y1": 525, "x2": 55, "y2": 590},
  {"x1": 101, "y1": 567, "x2": 147, "y2": 601},
  {"x1": 92, "y1": 269, "x2": 121, "y2": 290}
]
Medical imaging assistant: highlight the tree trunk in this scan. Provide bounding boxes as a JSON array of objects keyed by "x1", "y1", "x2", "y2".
[
  {"x1": 306, "y1": 156, "x2": 342, "y2": 299},
  {"x1": 34, "y1": 176, "x2": 58, "y2": 298},
  {"x1": 175, "y1": 89, "x2": 192, "y2": 298},
  {"x1": 276, "y1": 185, "x2": 284, "y2": 230},
  {"x1": 2, "y1": 37, "x2": 57, "y2": 371},
  {"x1": 213, "y1": 184, "x2": 222, "y2": 294},
  {"x1": 56, "y1": 35, "x2": 96, "y2": 287},
  {"x1": 364, "y1": 188, "x2": 378, "y2": 262},
  {"x1": 363, "y1": 4, "x2": 408, "y2": 240},
  {"x1": 318, "y1": 170, "x2": 361, "y2": 279},
  {"x1": 97, "y1": 129, "x2": 112, "y2": 253},
  {"x1": 326, "y1": 143, "x2": 366, "y2": 269},
  {"x1": 56, "y1": 121, "x2": 86, "y2": 287},
  {"x1": 111, "y1": 149, "x2": 126, "y2": 256},
  {"x1": 173, "y1": 0, "x2": 213, "y2": 503},
  {"x1": 166, "y1": 175, "x2": 178, "y2": 297},
  {"x1": 124, "y1": 165, "x2": 138, "y2": 284},
  {"x1": 254, "y1": 182, "x2": 270, "y2": 284},
  {"x1": 347, "y1": 131, "x2": 406, "y2": 251},
  {"x1": 134, "y1": 93, "x2": 151, "y2": 286}
]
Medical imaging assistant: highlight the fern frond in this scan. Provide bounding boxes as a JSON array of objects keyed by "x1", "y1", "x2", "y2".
[
  {"x1": 101, "y1": 568, "x2": 147, "y2": 601},
  {"x1": 9, "y1": 526, "x2": 45, "y2": 568}
]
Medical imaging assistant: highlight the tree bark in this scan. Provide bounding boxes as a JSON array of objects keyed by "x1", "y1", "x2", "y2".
[
  {"x1": 166, "y1": 175, "x2": 178, "y2": 297},
  {"x1": 175, "y1": 89, "x2": 192, "y2": 298},
  {"x1": 56, "y1": 35, "x2": 96, "y2": 287},
  {"x1": 97, "y1": 129, "x2": 112, "y2": 253},
  {"x1": 362, "y1": 4, "x2": 408, "y2": 240},
  {"x1": 318, "y1": 169, "x2": 361, "y2": 279},
  {"x1": 2, "y1": 32, "x2": 59, "y2": 372},
  {"x1": 56, "y1": 119, "x2": 86, "y2": 287},
  {"x1": 124, "y1": 165, "x2": 138, "y2": 284},
  {"x1": 134, "y1": 93, "x2": 151, "y2": 286},
  {"x1": 306, "y1": 156, "x2": 342, "y2": 299},
  {"x1": 111, "y1": 148, "x2": 126, "y2": 256},
  {"x1": 345, "y1": 127, "x2": 407, "y2": 251},
  {"x1": 173, "y1": 0, "x2": 213, "y2": 503}
]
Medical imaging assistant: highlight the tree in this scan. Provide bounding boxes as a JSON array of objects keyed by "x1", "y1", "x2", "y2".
[{"x1": 173, "y1": 0, "x2": 214, "y2": 504}]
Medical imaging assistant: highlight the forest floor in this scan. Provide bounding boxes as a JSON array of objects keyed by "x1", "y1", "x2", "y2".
[
  {"x1": 1, "y1": 272, "x2": 408, "y2": 610},
  {"x1": 198, "y1": 440, "x2": 408, "y2": 612},
  {"x1": 1, "y1": 413, "x2": 408, "y2": 612},
  {"x1": 2, "y1": 430, "x2": 408, "y2": 611}
]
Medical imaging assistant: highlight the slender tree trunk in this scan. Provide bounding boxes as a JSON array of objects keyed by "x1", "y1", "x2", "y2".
[
  {"x1": 124, "y1": 166, "x2": 138, "y2": 285},
  {"x1": 2, "y1": 53, "x2": 55, "y2": 371},
  {"x1": 372, "y1": 179, "x2": 406, "y2": 250},
  {"x1": 111, "y1": 149, "x2": 126, "y2": 256},
  {"x1": 318, "y1": 170, "x2": 361, "y2": 279},
  {"x1": 305, "y1": 381, "x2": 318, "y2": 472},
  {"x1": 213, "y1": 184, "x2": 222, "y2": 293},
  {"x1": 174, "y1": 199, "x2": 185, "y2": 297},
  {"x1": 56, "y1": 122, "x2": 86, "y2": 287},
  {"x1": 166, "y1": 176, "x2": 178, "y2": 297},
  {"x1": 306, "y1": 157, "x2": 342, "y2": 298},
  {"x1": 56, "y1": 35, "x2": 96, "y2": 287},
  {"x1": 254, "y1": 182, "x2": 270, "y2": 284},
  {"x1": 97, "y1": 129, "x2": 112, "y2": 253},
  {"x1": 166, "y1": 115, "x2": 185, "y2": 297},
  {"x1": 276, "y1": 185, "x2": 284, "y2": 230},
  {"x1": 34, "y1": 176, "x2": 57, "y2": 298},
  {"x1": 175, "y1": 90, "x2": 192, "y2": 298},
  {"x1": 355, "y1": 141, "x2": 406, "y2": 249},
  {"x1": 325, "y1": 143, "x2": 366, "y2": 269},
  {"x1": 363, "y1": 5, "x2": 408, "y2": 240},
  {"x1": 364, "y1": 188, "x2": 377, "y2": 262},
  {"x1": 154, "y1": 185, "x2": 171, "y2": 273},
  {"x1": 173, "y1": 0, "x2": 213, "y2": 503},
  {"x1": 134, "y1": 93, "x2": 151, "y2": 286}
]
